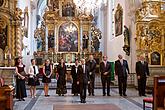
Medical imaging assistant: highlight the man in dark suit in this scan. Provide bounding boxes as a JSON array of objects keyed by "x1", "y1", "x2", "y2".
[
  {"x1": 115, "y1": 54, "x2": 130, "y2": 96},
  {"x1": 71, "y1": 59, "x2": 79, "y2": 96},
  {"x1": 86, "y1": 55, "x2": 96, "y2": 96},
  {"x1": 77, "y1": 59, "x2": 90, "y2": 103},
  {"x1": 136, "y1": 56, "x2": 149, "y2": 96},
  {"x1": 100, "y1": 56, "x2": 111, "y2": 96}
]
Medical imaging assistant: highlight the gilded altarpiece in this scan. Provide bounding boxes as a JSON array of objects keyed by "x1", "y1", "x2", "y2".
[
  {"x1": 135, "y1": 1, "x2": 165, "y2": 66},
  {"x1": 34, "y1": 0, "x2": 100, "y2": 64},
  {"x1": 0, "y1": 0, "x2": 23, "y2": 66}
]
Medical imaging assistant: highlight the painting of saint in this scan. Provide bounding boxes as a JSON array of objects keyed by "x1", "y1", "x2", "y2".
[
  {"x1": 62, "y1": 2, "x2": 75, "y2": 17},
  {"x1": 151, "y1": 52, "x2": 161, "y2": 65},
  {"x1": 58, "y1": 22, "x2": 78, "y2": 52},
  {"x1": 115, "y1": 4, "x2": 123, "y2": 37}
]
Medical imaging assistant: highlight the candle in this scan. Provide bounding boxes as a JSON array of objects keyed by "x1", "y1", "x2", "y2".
[
  {"x1": 9, "y1": 53, "x2": 11, "y2": 59},
  {"x1": 4, "y1": 53, "x2": 6, "y2": 59}
]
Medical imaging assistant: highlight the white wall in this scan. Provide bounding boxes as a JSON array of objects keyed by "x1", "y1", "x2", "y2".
[
  {"x1": 99, "y1": 0, "x2": 143, "y2": 73},
  {"x1": 17, "y1": 0, "x2": 38, "y2": 56}
]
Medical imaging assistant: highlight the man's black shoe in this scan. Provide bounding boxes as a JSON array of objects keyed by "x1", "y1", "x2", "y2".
[{"x1": 123, "y1": 94, "x2": 127, "y2": 96}]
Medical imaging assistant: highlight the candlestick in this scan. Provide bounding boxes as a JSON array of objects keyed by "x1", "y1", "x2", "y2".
[{"x1": 4, "y1": 53, "x2": 6, "y2": 59}]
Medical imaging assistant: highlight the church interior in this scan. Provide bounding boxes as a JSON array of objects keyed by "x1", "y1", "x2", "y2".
[{"x1": 0, "y1": 0, "x2": 165, "y2": 110}]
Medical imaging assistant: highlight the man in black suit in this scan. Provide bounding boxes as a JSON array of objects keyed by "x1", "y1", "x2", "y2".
[
  {"x1": 86, "y1": 55, "x2": 96, "y2": 96},
  {"x1": 136, "y1": 56, "x2": 149, "y2": 96},
  {"x1": 77, "y1": 59, "x2": 90, "y2": 103},
  {"x1": 115, "y1": 54, "x2": 130, "y2": 96},
  {"x1": 71, "y1": 59, "x2": 79, "y2": 96},
  {"x1": 100, "y1": 56, "x2": 111, "y2": 96}
]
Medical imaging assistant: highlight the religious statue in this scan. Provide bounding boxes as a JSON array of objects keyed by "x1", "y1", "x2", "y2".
[
  {"x1": 82, "y1": 34, "x2": 89, "y2": 50},
  {"x1": 123, "y1": 25, "x2": 130, "y2": 56},
  {"x1": 37, "y1": 37, "x2": 42, "y2": 51},
  {"x1": 91, "y1": 24, "x2": 102, "y2": 52},
  {"x1": 48, "y1": 32, "x2": 54, "y2": 49},
  {"x1": 47, "y1": 0, "x2": 59, "y2": 11},
  {"x1": 0, "y1": 26, "x2": 7, "y2": 51},
  {"x1": 92, "y1": 36, "x2": 100, "y2": 52}
]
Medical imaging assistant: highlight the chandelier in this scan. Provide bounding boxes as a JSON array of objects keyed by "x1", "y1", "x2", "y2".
[{"x1": 73, "y1": 0, "x2": 104, "y2": 15}]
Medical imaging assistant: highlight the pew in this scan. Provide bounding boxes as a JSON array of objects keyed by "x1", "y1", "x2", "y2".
[
  {"x1": 154, "y1": 75, "x2": 165, "y2": 110},
  {"x1": 0, "y1": 85, "x2": 14, "y2": 110}
]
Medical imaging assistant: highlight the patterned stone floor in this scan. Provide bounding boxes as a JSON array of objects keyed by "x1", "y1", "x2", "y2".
[{"x1": 13, "y1": 88, "x2": 152, "y2": 110}]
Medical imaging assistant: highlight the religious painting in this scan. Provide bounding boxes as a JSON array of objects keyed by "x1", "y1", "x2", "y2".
[
  {"x1": 64, "y1": 53, "x2": 76, "y2": 63},
  {"x1": 115, "y1": 4, "x2": 123, "y2": 37},
  {"x1": 62, "y1": 2, "x2": 75, "y2": 17},
  {"x1": 58, "y1": 22, "x2": 78, "y2": 52},
  {"x1": 151, "y1": 52, "x2": 161, "y2": 65}
]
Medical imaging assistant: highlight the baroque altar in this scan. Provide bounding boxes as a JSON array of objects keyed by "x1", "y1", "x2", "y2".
[
  {"x1": 34, "y1": 0, "x2": 102, "y2": 66},
  {"x1": 135, "y1": 1, "x2": 165, "y2": 66}
]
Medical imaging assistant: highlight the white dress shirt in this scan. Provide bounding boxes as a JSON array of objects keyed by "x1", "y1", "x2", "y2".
[{"x1": 28, "y1": 65, "x2": 39, "y2": 78}]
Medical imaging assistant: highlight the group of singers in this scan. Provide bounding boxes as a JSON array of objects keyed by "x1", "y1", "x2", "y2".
[{"x1": 14, "y1": 54, "x2": 149, "y2": 103}]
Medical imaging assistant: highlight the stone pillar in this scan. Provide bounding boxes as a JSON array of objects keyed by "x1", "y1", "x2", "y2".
[
  {"x1": 88, "y1": 22, "x2": 92, "y2": 53},
  {"x1": 80, "y1": 20, "x2": 83, "y2": 58},
  {"x1": 45, "y1": 26, "x2": 48, "y2": 52},
  {"x1": 105, "y1": 0, "x2": 112, "y2": 57}
]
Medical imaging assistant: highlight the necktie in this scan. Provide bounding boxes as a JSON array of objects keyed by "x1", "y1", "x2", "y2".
[
  {"x1": 33, "y1": 66, "x2": 36, "y2": 75},
  {"x1": 104, "y1": 61, "x2": 106, "y2": 67},
  {"x1": 75, "y1": 66, "x2": 78, "y2": 73}
]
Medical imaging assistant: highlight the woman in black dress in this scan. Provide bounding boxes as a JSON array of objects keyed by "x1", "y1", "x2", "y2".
[
  {"x1": 71, "y1": 59, "x2": 79, "y2": 96},
  {"x1": 15, "y1": 57, "x2": 27, "y2": 101},
  {"x1": 42, "y1": 59, "x2": 52, "y2": 97},
  {"x1": 56, "y1": 59, "x2": 67, "y2": 96}
]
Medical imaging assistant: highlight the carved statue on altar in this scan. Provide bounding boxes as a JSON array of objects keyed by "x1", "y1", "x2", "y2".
[
  {"x1": 37, "y1": 37, "x2": 42, "y2": 51},
  {"x1": 123, "y1": 25, "x2": 130, "y2": 56},
  {"x1": 93, "y1": 36, "x2": 100, "y2": 52},
  {"x1": 91, "y1": 24, "x2": 102, "y2": 52},
  {"x1": 47, "y1": 0, "x2": 59, "y2": 11},
  {"x1": 48, "y1": 32, "x2": 55, "y2": 49},
  {"x1": 82, "y1": 33, "x2": 89, "y2": 50},
  {"x1": 0, "y1": 26, "x2": 7, "y2": 51}
]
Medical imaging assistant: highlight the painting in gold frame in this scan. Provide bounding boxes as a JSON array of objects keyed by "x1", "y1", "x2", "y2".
[{"x1": 58, "y1": 22, "x2": 78, "y2": 52}]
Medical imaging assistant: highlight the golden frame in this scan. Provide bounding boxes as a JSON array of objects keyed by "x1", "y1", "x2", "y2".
[{"x1": 56, "y1": 20, "x2": 80, "y2": 54}]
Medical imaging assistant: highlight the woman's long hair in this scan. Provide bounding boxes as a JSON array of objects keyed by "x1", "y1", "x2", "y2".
[{"x1": 15, "y1": 58, "x2": 19, "y2": 66}]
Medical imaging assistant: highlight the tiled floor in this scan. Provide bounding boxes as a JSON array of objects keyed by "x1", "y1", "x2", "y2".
[{"x1": 13, "y1": 88, "x2": 152, "y2": 110}]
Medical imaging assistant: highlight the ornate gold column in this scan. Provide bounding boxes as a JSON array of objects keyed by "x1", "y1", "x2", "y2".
[{"x1": 15, "y1": 8, "x2": 23, "y2": 57}]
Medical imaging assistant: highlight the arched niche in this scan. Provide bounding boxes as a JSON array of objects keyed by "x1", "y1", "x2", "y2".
[
  {"x1": 151, "y1": 51, "x2": 161, "y2": 65},
  {"x1": 58, "y1": 22, "x2": 78, "y2": 53}
]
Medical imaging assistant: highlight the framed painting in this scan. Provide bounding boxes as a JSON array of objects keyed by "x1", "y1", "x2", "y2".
[
  {"x1": 115, "y1": 4, "x2": 123, "y2": 37},
  {"x1": 58, "y1": 22, "x2": 78, "y2": 52},
  {"x1": 151, "y1": 52, "x2": 161, "y2": 65}
]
